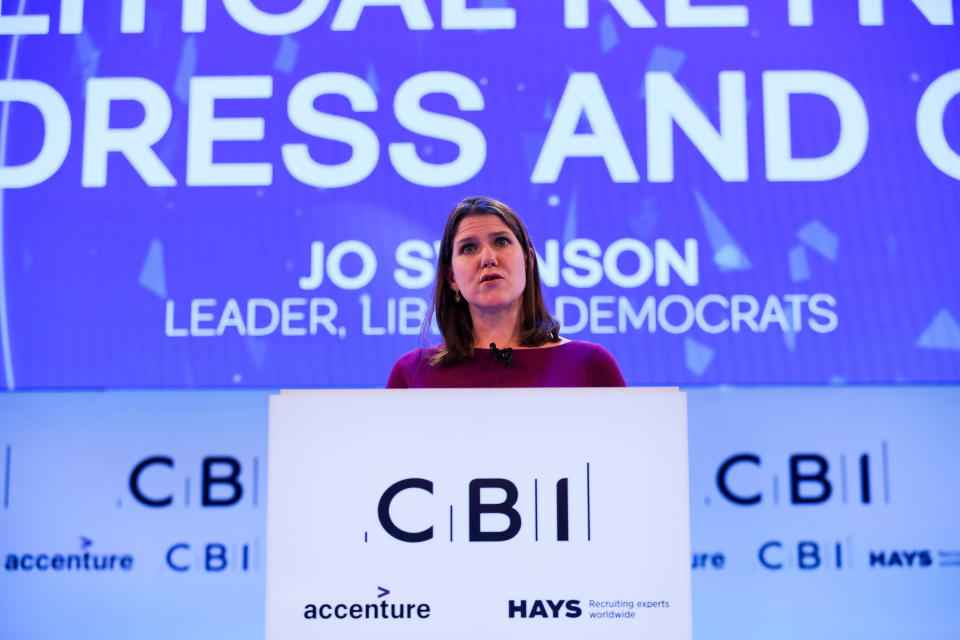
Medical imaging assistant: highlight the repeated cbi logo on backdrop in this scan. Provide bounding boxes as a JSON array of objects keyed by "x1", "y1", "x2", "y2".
[
  {"x1": 0, "y1": 2, "x2": 958, "y2": 389},
  {"x1": 0, "y1": 391, "x2": 269, "y2": 640},
  {"x1": 0, "y1": 387, "x2": 958, "y2": 638},
  {"x1": 686, "y1": 384, "x2": 960, "y2": 630}
]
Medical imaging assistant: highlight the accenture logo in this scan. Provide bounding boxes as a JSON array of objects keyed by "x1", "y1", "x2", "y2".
[
  {"x1": 4, "y1": 536, "x2": 134, "y2": 573},
  {"x1": 303, "y1": 586, "x2": 431, "y2": 622}
]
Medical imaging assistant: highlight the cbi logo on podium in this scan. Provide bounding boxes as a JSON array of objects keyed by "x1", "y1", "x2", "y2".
[{"x1": 375, "y1": 465, "x2": 592, "y2": 543}]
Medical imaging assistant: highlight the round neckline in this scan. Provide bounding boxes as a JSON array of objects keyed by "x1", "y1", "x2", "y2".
[{"x1": 472, "y1": 339, "x2": 572, "y2": 352}]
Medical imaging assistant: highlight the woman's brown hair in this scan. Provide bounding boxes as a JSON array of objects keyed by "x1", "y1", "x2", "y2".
[{"x1": 425, "y1": 196, "x2": 560, "y2": 365}]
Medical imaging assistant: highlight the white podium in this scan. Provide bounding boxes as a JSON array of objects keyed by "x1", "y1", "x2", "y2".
[{"x1": 266, "y1": 388, "x2": 691, "y2": 639}]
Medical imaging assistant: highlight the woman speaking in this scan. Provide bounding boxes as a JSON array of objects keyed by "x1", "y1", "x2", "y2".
[{"x1": 387, "y1": 196, "x2": 625, "y2": 388}]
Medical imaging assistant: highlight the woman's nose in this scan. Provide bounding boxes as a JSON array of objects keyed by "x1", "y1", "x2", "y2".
[{"x1": 480, "y1": 245, "x2": 498, "y2": 267}]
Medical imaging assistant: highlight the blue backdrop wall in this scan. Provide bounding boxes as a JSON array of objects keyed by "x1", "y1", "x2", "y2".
[{"x1": 2, "y1": 386, "x2": 959, "y2": 639}]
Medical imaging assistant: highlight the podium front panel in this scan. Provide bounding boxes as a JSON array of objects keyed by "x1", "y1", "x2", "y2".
[{"x1": 266, "y1": 388, "x2": 690, "y2": 639}]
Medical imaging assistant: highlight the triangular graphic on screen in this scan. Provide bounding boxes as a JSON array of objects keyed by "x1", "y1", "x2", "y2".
[
  {"x1": 796, "y1": 220, "x2": 838, "y2": 261},
  {"x1": 684, "y1": 337, "x2": 715, "y2": 375},
  {"x1": 916, "y1": 309, "x2": 960, "y2": 351},
  {"x1": 274, "y1": 36, "x2": 299, "y2": 74},
  {"x1": 138, "y1": 239, "x2": 167, "y2": 298},
  {"x1": 694, "y1": 190, "x2": 752, "y2": 272}
]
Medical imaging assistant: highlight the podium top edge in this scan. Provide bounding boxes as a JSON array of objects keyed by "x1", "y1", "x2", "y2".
[{"x1": 278, "y1": 387, "x2": 680, "y2": 395}]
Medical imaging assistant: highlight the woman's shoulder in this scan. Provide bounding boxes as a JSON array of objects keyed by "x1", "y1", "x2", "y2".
[
  {"x1": 551, "y1": 338, "x2": 612, "y2": 354},
  {"x1": 552, "y1": 339, "x2": 615, "y2": 360},
  {"x1": 553, "y1": 339, "x2": 626, "y2": 386},
  {"x1": 385, "y1": 346, "x2": 439, "y2": 388},
  {"x1": 396, "y1": 346, "x2": 432, "y2": 365}
]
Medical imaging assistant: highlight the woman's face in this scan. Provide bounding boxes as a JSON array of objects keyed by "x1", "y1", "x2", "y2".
[{"x1": 447, "y1": 214, "x2": 527, "y2": 314}]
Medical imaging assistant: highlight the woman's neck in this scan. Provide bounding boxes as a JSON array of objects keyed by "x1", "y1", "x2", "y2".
[{"x1": 469, "y1": 303, "x2": 521, "y2": 349}]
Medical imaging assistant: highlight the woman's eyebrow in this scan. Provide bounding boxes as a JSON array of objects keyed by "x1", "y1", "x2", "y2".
[{"x1": 456, "y1": 231, "x2": 510, "y2": 245}]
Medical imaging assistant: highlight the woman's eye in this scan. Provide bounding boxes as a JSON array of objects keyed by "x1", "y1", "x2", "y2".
[
  {"x1": 459, "y1": 244, "x2": 475, "y2": 254},
  {"x1": 495, "y1": 237, "x2": 509, "y2": 247}
]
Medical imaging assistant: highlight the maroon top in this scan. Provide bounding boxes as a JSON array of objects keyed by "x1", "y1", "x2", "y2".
[{"x1": 386, "y1": 340, "x2": 626, "y2": 388}]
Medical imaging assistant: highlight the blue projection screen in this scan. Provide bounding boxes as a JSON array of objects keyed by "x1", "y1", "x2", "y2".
[{"x1": 1, "y1": 1, "x2": 958, "y2": 389}]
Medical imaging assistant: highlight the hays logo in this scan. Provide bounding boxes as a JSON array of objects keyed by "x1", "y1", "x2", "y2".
[
  {"x1": 869, "y1": 549, "x2": 933, "y2": 568},
  {"x1": 127, "y1": 455, "x2": 260, "y2": 508},
  {"x1": 375, "y1": 465, "x2": 591, "y2": 543},
  {"x1": 508, "y1": 599, "x2": 582, "y2": 619}
]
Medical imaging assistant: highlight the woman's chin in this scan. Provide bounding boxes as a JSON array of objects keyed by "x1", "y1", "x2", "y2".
[{"x1": 468, "y1": 295, "x2": 520, "y2": 312}]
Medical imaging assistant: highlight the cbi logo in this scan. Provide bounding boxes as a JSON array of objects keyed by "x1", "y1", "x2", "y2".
[
  {"x1": 757, "y1": 542, "x2": 936, "y2": 572},
  {"x1": 376, "y1": 465, "x2": 591, "y2": 543},
  {"x1": 127, "y1": 455, "x2": 261, "y2": 508},
  {"x1": 165, "y1": 540, "x2": 260, "y2": 573},
  {"x1": 714, "y1": 442, "x2": 891, "y2": 507}
]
